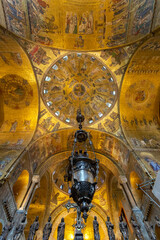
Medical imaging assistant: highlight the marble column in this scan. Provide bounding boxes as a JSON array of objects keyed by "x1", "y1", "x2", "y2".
[
  {"x1": 6, "y1": 175, "x2": 40, "y2": 240},
  {"x1": 118, "y1": 175, "x2": 136, "y2": 208},
  {"x1": 19, "y1": 175, "x2": 40, "y2": 211},
  {"x1": 119, "y1": 175, "x2": 150, "y2": 240}
]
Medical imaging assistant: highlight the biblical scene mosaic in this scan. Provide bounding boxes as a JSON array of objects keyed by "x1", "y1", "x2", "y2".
[
  {"x1": 18, "y1": 37, "x2": 140, "y2": 144},
  {"x1": 28, "y1": 129, "x2": 131, "y2": 174},
  {"x1": 0, "y1": 30, "x2": 38, "y2": 178},
  {"x1": 0, "y1": 2, "x2": 160, "y2": 239},
  {"x1": 152, "y1": 0, "x2": 160, "y2": 31},
  {"x1": 0, "y1": 0, "x2": 159, "y2": 50},
  {"x1": 0, "y1": 14, "x2": 159, "y2": 179},
  {"x1": 0, "y1": 74, "x2": 33, "y2": 109},
  {"x1": 41, "y1": 53, "x2": 118, "y2": 126},
  {"x1": 120, "y1": 36, "x2": 160, "y2": 175}
]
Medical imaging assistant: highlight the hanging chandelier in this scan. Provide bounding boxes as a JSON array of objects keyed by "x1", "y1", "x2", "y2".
[{"x1": 64, "y1": 110, "x2": 99, "y2": 222}]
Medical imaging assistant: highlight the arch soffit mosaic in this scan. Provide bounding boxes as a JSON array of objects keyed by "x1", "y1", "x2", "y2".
[
  {"x1": 0, "y1": 0, "x2": 159, "y2": 50},
  {"x1": 28, "y1": 129, "x2": 131, "y2": 176},
  {"x1": 120, "y1": 35, "x2": 160, "y2": 176},
  {"x1": 35, "y1": 151, "x2": 123, "y2": 181},
  {"x1": 0, "y1": 30, "x2": 39, "y2": 180}
]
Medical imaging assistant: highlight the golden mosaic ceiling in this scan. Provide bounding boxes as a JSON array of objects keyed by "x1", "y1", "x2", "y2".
[
  {"x1": 120, "y1": 35, "x2": 160, "y2": 175},
  {"x1": 0, "y1": 1, "x2": 160, "y2": 238},
  {"x1": 0, "y1": 1, "x2": 159, "y2": 180},
  {"x1": 41, "y1": 53, "x2": 118, "y2": 126},
  {"x1": 0, "y1": 0, "x2": 160, "y2": 50},
  {"x1": 0, "y1": 31, "x2": 38, "y2": 179},
  {"x1": 0, "y1": 26, "x2": 159, "y2": 179},
  {"x1": 0, "y1": 25, "x2": 138, "y2": 179}
]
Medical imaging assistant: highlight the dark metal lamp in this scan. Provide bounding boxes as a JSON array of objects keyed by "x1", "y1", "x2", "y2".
[{"x1": 65, "y1": 110, "x2": 99, "y2": 222}]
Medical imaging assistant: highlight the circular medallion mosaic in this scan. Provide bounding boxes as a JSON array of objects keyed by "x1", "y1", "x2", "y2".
[
  {"x1": 73, "y1": 83, "x2": 86, "y2": 97},
  {"x1": 41, "y1": 53, "x2": 118, "y2": 126},
  {"x1": 125, "y1": 80, "x2": 155, "y2": 110},
  {"x1": 0, "y1": 74, "x2": 33, "y2": 109}
]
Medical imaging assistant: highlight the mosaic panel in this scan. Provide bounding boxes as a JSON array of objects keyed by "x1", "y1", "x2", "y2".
[
  {"x1": 41, "y1": 53, "x2": 118, "y2": 126},
  {"x1": 0, "y1": 0, "x2": 157, "y2": 50}
]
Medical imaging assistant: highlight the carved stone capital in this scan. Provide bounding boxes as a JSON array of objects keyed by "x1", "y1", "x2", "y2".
[
  {"x1": 32, "y1": 175, "x2": 40, "y2": 183},
  {"x1": 118, "y1": 175, "x2": 127, "y2": 185},
  {"x1": 155, "y1": 216, "x2": 160, "y2": 227}
]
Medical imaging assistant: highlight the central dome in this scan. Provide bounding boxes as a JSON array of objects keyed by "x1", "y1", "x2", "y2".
[{"x1": 41, "y1": 53, "x2": 118, "y2": 126}]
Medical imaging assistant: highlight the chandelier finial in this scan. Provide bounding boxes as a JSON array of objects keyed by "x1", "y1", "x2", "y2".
[{"x1": 76, "y1": 109, "x2": 84, "y2": 130}]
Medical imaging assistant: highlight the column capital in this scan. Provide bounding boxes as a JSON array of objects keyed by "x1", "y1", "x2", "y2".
[
  {"x1": 118, "y1": 175, "x2": 127, "y2": 184},
  {"x1": 32, "y1": 175, "x2": 40, "y2": 183}
]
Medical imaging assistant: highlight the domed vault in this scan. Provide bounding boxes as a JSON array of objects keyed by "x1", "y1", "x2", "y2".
[
  {"x1": 41, "y1": 53, "x2": 118, "y2": 126},
  {"x1": 0, "y1": 1, "x2": 160, "y2": 240}
]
